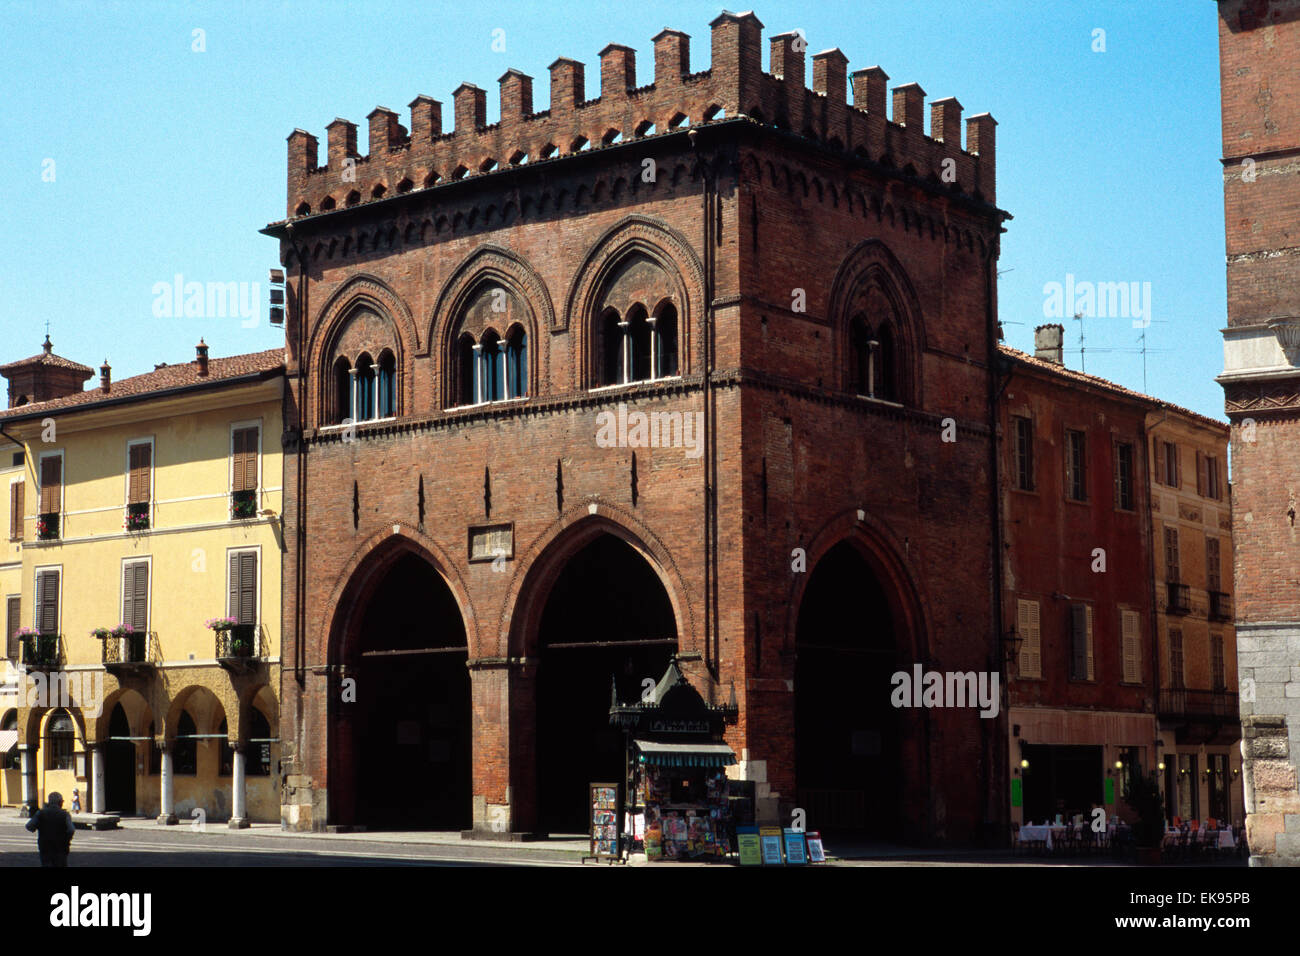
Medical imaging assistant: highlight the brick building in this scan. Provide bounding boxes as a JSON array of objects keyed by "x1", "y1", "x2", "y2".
[
  {"x1": 1147, "y1": 406, "x2": 1240, "y2": 827},
  {"x1": 1000, "y1": 326, "x2": 1239, "y2": 829},
  {"x1": 264, "y1": 10, "x2": 1009, "y2": 842},
  {"x1": 1000, "y1": 328, "x2": 1157, "y2": 826},
  {"x1": 1215, "y1": 0, "x2": 1300, "y2": 864}
]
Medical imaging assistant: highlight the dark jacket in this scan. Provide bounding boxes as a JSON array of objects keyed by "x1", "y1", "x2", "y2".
[{"x1": 25, "y1": 807, "x2": 74, "y2": 853}]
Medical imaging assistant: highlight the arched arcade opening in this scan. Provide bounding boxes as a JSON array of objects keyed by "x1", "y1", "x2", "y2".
[
  {"x1": 332, "y1": 548, "x2": 471, "y2": 831},
  {"x1": 533, "y1": 532, "x2": 678, "y2": 834},
  {"x1": 794, "y1": 540, "x2": 912, "y2": 837}
]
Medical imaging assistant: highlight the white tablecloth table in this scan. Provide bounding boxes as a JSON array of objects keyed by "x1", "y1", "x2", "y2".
[
  {"x1": 1019, "y1": 823, "x2": 1090, "y2": 849},
  {"x1": 1164, "y1": 827, "x2": 1236, "y2": 849}
]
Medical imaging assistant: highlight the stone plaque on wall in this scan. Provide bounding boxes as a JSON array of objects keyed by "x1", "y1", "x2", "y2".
[{"x1": 469, "y1": 522, "x2": 514, "y2": 563}]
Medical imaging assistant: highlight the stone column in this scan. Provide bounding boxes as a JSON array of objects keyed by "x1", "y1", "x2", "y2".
[
  {"x1": 647, "y1": 316, "x2": 660, "y2": 380},
  {"x1": 348, "y1": 367, "x2": 359, "y2": 421},
  {"x1": 158, "y1": 742, "x2": 177, "y2": 824},
  {"x1": 1241, "y1": 714, "x2": 1297, "y2": 864},
  {"x1": 472, "y1": 344, "x2": 484, "y2": 404},
  {"x1": 90, "y1": 743, "x2": 106, "y2": 814},
  {"x1": 867, "y1": 339, "x2": 880, "y2": 398},
  {"x1": 619, "y1": 321, "x2": 631, "y2": 384},
  {"x1": 229, "y1": 743, "x2": 249, "y2": 829}
]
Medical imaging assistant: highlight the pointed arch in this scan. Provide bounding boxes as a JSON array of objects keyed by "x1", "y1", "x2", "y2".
[
  {"x1": 502, "y1": 505, "x2": 697, "y2": 660},
  {"x1": 563, "y1": 215, "x2": 704, "y2": 390},
  {"x1": 308, "y1": 274, "x2": 418, "y2": 428},
  {"x1": 827, "y1": 239, "x2": 926, "y2": 406},
  {"x1": 428, "y1": 245, "x2": 553, "y2": 406}
]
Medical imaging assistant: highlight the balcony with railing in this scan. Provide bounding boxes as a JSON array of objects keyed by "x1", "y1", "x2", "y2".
[
  {"x1": 100, "y1": 630, "x2": 155, "y2": 674},
  {"x1": 1158, "y1": 688, "x2": 1238, "y2": 720},
  {"x1": 125, "y1": 502, "x2": 150, "y2": 532},
  {"x1": 20, "y1": 633, "x2": 61, "y2": 669},
  {"x1": 36, "y1": 512, "x2": 59, "y2": 541},
  {"x1": 231, "y1": 489, "x2": 258, "y2": 520},
  {"x1": 215, "y1": 623, "x2": 261, "y2": 673},
  {"x1": 1166, "y1": 582, "x2": 1191, "y2": 615},
  {"x1": 1209, "y1": 590, "x2": 1233, "y2": 622}
]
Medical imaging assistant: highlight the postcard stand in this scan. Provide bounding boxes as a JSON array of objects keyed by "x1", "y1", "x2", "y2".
[{"x1": 583, "y1": 782, "x2": 624, "y2": 865}]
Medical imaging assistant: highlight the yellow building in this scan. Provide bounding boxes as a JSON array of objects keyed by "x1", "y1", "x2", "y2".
[
  {"x1": 1147, "y1": 405, "x2": 1241, "y2": 827},
  {"x1": 2, "y1": 440, "x2": 27, "y2": 806},
  {"x1": 0, "y1": 339, "x2": 284, "y2": 826}
]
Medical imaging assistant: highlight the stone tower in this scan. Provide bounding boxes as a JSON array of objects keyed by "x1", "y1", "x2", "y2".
[{"x1": 1215, "y1": 0, "x2": 1300, "y2": 865}]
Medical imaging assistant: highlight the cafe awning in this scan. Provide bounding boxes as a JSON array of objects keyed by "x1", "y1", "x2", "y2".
[
  {"x1": 0, "y1": 730, "x2": 17, "y2": 752},
  {"x1": 633, "y1": 739, "x2": 737, "y2": 768}
]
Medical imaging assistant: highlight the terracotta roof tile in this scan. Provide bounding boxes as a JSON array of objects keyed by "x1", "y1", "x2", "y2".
[
  {"x1": 999, "y1": 345, "x2": 1227, "y2": 432},
  {"x1": 0, "y1": 350, "x2": 94, "y2": 374},
  {"x1": 0, "y1": 348, "x2": 284, "y2": 420}
]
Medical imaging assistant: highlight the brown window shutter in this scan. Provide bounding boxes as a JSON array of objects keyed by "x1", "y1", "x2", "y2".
[
  {"x1": 238, "y1": 552, "x2": 257, "y2": 625},
  {"x1": 1195, "y1": 450, "x2": 1205, "y2": 497},
  {"x1": 132, "y1": 562, "x2": 149, "y2": 632},
  {"x1": 1070, "y1": 605, "x2": 1088, "y2": 679},
  {"x1": 231, "y1": 429, "x2": 245, "y2": 491},
  {"x1": 38, "y1": 570, "x2": 59, "y2": 634},
  {"x1": 233, "y1": 428, "x2": 258, "y2": 493},
  {"x1": 129, "y1": 444, "x2": 151, "y2": 504},
  {"x1": 9, "y1": 482, "x2": 22, "y2": 539},
  {"x1": 1171, "y1": 443, "x2": 1179, "y2": 487},
  {"x1": 122, "y1": 563, "x2": 135, "y2": 627},
  {"x1": 228, "y1": 552, "x2": 241, "y2": 620},
  {"x1": 6, "y1": 596, "x2": 20, "y2": 659},
  {"x1": 40, "y1": 457, "x2": 61, "y2": 514},
  {"x1": 1154, "y1": 439, "x2": 1166, "y2": 486},
  {"x1": 1112, "y1": 445, "x2": 1121, "y2": 506}
]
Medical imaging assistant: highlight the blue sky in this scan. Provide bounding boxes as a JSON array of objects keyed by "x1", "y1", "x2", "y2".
[{"x1": 0, "y1": 1, "x2": 1226, "y2": 420}]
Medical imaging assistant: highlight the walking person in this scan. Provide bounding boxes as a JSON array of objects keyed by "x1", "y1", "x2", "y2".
[{"x1": 25, "y1": 792, "x2": 75, "y2": 867}]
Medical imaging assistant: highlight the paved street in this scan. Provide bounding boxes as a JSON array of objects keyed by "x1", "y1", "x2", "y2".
[
  {"x1": 0, "y1": 814, "x2": 1247, "y2": 867},
  {"x1": 0, "y1": 816, "x2": 585, "y2": 867}
]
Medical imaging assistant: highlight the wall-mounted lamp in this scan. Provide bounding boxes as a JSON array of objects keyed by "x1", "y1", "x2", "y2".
[
  {"x1": 1158, "y1": 761, "x2": 1166, "y2": 771},
  {"x1": 1002, "y1": 629, "x2": 1024, "y2": 665}
]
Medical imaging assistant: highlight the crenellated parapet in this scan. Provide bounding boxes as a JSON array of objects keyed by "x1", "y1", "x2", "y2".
[{"x1": 284, "y1": 9, "x2": 997, "y2": 220}]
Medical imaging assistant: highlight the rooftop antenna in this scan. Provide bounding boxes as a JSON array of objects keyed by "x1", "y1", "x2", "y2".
[
  {"x1": 1073, "y1": 312, "x2": 1085, "y2": 372},
  {"x1": 1139, "y1": 326, "x2": 1149, "y2": 392}
]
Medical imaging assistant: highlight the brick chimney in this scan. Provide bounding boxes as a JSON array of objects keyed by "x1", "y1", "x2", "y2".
[
  {"x1": 99, "y1": 360, "x2": 111, "y2": 393},
  {"x1": 196, "y1": 339, "x2": 210, "y2": 377},
  {"x1": 1034, "y1": 324, "x2": 1064, "y2": 365}
]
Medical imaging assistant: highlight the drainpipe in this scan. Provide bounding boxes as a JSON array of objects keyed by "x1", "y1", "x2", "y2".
[
  {"x1": 689, "y1": 129, "x2": 719, "y2": 684},
  {"x1": 984, "y1": 234, "x2": 1007, "y2": 847},
  {"x1": 1146, "y1": 407, "x2": 1169, "y2": 792},
  {"x1": 284, "y1": 222, "x2": 309, "y2": 690}
]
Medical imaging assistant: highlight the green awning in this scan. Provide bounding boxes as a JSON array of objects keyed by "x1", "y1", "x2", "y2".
[{"x1": 634, "y1": 740, "x2": 737, "y2": 768}]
